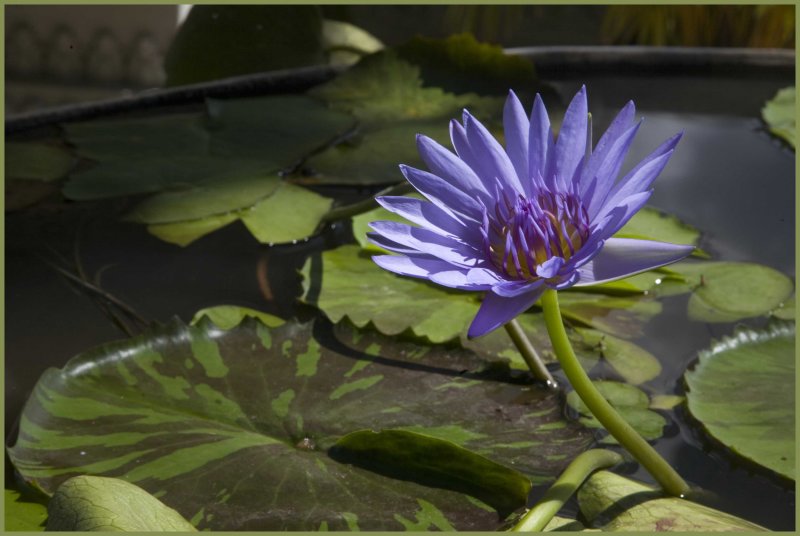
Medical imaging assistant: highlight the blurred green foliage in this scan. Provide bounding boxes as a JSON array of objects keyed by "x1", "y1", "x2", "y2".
[{"x1": 602, "y1": 5, "x2": 794, "y2": 48}]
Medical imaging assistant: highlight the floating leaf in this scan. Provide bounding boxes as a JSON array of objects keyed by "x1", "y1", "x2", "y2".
[
  {"x1": 302, "y1": 120, "x2": 450, "y2": 185},
  {"x1": 577, "y1": 470, "x2": 767, "y2": 531},
  {"x1": 205, "y1": 95, "x2": 355, "y2": 163},
  {"x1": 649, "y1": 395, "x2": 685, "y2": 410},
  {"x1": 684, "y1": 322, "x2": 795, "y2": 480},
  {"x1": 566, "y1": 381, "x2": 666, "y2": 444},
  {"x1": 46, "y1": 476, "x2": 196, "y2": 531},
  {"x1": 191, "y1": 305, "x2": 285, "y2": 329},
  {"x1": 147, "y1": 213, "x2": 240, "y2": 247},
  {"x1": 164, "y1": 5, "x2": 325, "y2": 86},
  {"x1": 761, "y1": 86, "x2": 795, "y2": 148},
  {"x1": 331, "y1": 429, "x2": 531, "y2": 516},
  {"x1": 63, "y1": 113, "x2": 209, "y2": 161},
  {"x1": 239, "y1": 182, "x2": 333, "y2": 244},
  {"x1": 558, "y1": 292, "x2": 662, "y2": 338},
  {"x1": 395, "y1": 33, "x2": 540, "y2": 97},
  {"x1": 5, "y1": 489, "x2": 47, "y2": 531},
  {"x1": 8, "y1": 316, "x2": 592, "y2": 530},
  {"x1": 5, "y1": 142, "x2": 75, "y2": 182},
  {"x1": 771, "y1": 294, "x2": 795, "y2": 320},
  {"x1": 669, "y1": 261, "x2": 794, "y2": 323},
  {"x1": 302, "y1": 245, "x2": 480, "y2": 343},
  {"x1": 573, "y1": 328, "x2": 662, "y2": 385},
  {"x1": 309, "y1": 51, "x2": 500, "y2": 125}
]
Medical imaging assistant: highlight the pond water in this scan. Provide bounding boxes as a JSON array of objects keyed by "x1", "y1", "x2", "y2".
[{"x1": 5, "y1": 70, "x2": 795, "y2": 529}]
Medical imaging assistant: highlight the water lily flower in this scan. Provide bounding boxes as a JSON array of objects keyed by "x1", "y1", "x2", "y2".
[{"x1": 368, "y1": 86, "x2": 693, "y2": 338}]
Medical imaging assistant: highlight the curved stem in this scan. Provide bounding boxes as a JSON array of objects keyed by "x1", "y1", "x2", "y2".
[
  {"x1": 511, "y1": 449, "x2": 622, "y2": 532},
  {"x1": 504, "y1": 320, "x2": 558, "y2": 389},
  {"x1": 540, "y1": 288, "x2": 689, "y2": 497}
]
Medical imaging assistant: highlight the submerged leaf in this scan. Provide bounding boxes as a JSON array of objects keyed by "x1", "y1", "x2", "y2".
[
  {"x1": 684, "y1": 322, "x2": 795, "y2": 480},
  {"x1": 46, "y1": 476, "x2": 196, "y2": 531},
  {"x1": 8, "y1": 316, "x2": 592, "y2": 530},
  {"x1": 577, "y1": 470, "x2": 767, "y2": 531}
]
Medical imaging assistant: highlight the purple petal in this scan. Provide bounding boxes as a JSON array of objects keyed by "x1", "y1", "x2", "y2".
[
  {"x1": 579, "y1": 100, "x2": 635, "y2": 195},
  {"x1": 600, "y1": 150, "x2": 675, "y2": 214},
  {"x1": 372, "y1": 254, "x2": 457, "y2": 279},
  {"x1": 429, "y1": 270, "x2": 493, "y2": 290},
  {"x1": 399, "y1": 165, "x2": 482, "y2": 222},
  {"x1": 416, "y1": 135, "x2": 490, "y2": 200},
  {"x1": 491, "y1": 279, "x2": 544, "y2": 298},
  {"x1": 503, "y1": 90, "x2": 530, "y2": 195},
  {"x1": 369, "y1": 220, "x2": 480, "y2": 267},
  {"x1": 467, "y1": 267, "x2": 503, "y2": 285},
  {"x1": 584, "y1": 121, "x2": 642, "y2": 217},
  {"x1": 536, "y1": 256, "x2": 565, "y2": 279},
  {"x1": 449, "y1": 119, "x2": 483, "y2": 176},
  {"x1": 528, "y1": 94, "x2": 555, "y2": 187},
  {"x1": 464, "y1": 111, "x2": 525, "y2": 195},
  {"x1": 367, "y1": 233, "x2": 419, "y2": 255},
  {"x1": 468, "y1": 287, "x2": 544, "y2": 338},
  {"x1": 554, "y1": 86, "x2": 588, "y2": 190},
  {"x1": 592, "y1": 190, "x2": 652, "y2": 240},
  {"x1": 575, "y1": 238, "x2": 694, "y2": 286},
  {"x1": 376, "y1": 196, "x2": 480, "y2": 246}
]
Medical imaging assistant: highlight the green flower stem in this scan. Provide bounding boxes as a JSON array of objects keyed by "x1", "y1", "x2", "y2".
[
  {"x1": 540, "y1": 288, "x2": 689, "y2": 497},
  {"x1": 510, "y1": 448, "x2": 622, "y2": 532},
  {"x1": 504, "y1": 319, "x2": 558, "y2": 389}
]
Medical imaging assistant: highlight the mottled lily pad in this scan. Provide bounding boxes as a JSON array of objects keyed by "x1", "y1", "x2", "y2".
[
  {"x1": 577, "y1": 471, "x2": 767, "y2": 531},
  {"x1": 8, "y1": 314, "x2": 593, "y2": 530},
  {"x1": 566, "y1": 381, "x2": 667, "y2": 444},
  {"x1": 573, "y1": 328, "x2": 662, "y2": 385},
  {"x1": 46, "y1": 476, "x2": 196, "y2": 531},
  {"x1": 684, "y1": 322, "x2": 795, "y2": 480},
  {"x1": 761, "y1": 86, "x2": 795, "y2": 148}
]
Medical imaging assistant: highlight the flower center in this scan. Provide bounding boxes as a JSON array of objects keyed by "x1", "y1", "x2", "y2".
[{"x1": 483, "y1": 191, "x2": 590, "y2": 281}]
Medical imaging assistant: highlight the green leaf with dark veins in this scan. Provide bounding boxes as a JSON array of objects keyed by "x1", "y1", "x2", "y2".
[
  {"x1": 8, "y1": 316, "x2": 593, "y2": 531},
  {"x1": 685, "y1": 322, "x2": 795, "y2": 480},
  {"x1": 191, "y1": 305, "x2": 285, "y2": 329},
  {"x1": 46, "y1": 476, "x2": 196, "y2": 531},
  {"x1": 578, "y1": 471, "x2": 767, "y2": 531}
]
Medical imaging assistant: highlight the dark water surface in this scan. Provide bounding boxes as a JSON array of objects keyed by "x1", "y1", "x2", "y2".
[{"x1": 5, "y1": 74, "x2": 795, "y2": 529}]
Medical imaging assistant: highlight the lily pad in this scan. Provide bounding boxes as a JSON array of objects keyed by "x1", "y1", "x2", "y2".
[
  {"x1": 684, "y1": 322, "x2": 795, "y2": 480},
  {"x1": 302, "y1": 120, "x2": 451, "y2": 185},
  {"x1": 309, "y1": 51, "x2": 500, "y2": 125},
  {"x1": 301, "y1": 245, "x2": 481, "y2": 343},
  {"x1": 771, "y1": 294, "x2": 795, "y2": 320},
  {"x1": 566, "y1": 381, "x2": 667, "y2": 444},
  {"x1": 577, "y1": 470, "x2": 767, "y2": 531},
  {"x1": 573, "y1": 328, "x2": 662, "y2": 385},
  {"x1": 46, "y1": 476, "x2": 196, "y2": 531},
  {"x1": 5, "y1": 142, "x2": 75, "y2": 182},
  {"x1": 557, "y1": 292, "x2": 662, "y2": 338},
  {"x1": 669, "y1": 261, "x2": 794, "y2": 323},
  {"x1": 8, "y1": 315, "x2": 593, "y2": 530},
  {"x1": 191, "y1": 305, "x2": 285, "y2": 329},
  {"x1": 5, "y1": 489, "x2": 48, "y2": 531},
  {"x1": 322, "y1": 19, "x2": 384, "y2": 66},
  {"x1": 761, "y1": 86, "x2": 795, "y2": 148}
]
